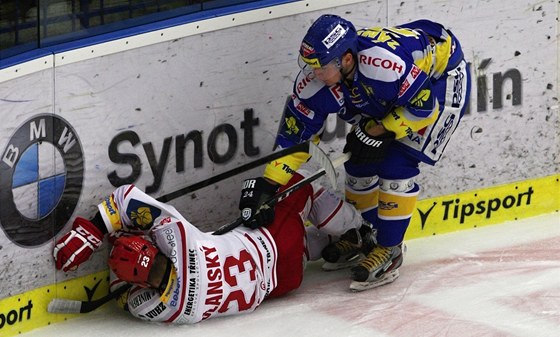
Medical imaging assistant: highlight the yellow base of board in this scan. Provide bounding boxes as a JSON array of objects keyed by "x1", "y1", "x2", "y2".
[
  {"x1": 0, "y1": 270, "x2": 109, "y2": 336},
  {"x1": 406, "y1": 174, "x2": 559, "y2": 240}
]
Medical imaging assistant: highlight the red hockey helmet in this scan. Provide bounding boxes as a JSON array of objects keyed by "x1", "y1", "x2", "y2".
[{"x1": 108, "y1": 236, "x2": 159, "y2": 287}]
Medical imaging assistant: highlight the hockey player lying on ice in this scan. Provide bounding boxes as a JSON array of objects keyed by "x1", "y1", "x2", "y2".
[{"x1": 52, "y1": 171, "x2": 374, "y2": 324}]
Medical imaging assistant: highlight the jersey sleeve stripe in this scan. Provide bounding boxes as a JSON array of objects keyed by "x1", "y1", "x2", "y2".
[{"x1": 123, "y1": 184, "x2": 135, "y2": 199}]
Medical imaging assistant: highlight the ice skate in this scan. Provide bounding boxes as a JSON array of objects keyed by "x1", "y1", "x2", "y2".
[
  {"x1": 321, "y1": 223, "x2": 376, "y2": 271},
  {"x1": 349, "y1": 243, "x2": 405, "y2": 292}
]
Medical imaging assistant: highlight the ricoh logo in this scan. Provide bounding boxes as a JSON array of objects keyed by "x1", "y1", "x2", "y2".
[
  {"x1": 359, "y1": 55, "x2": 405, "y2": 74},
  {"x1": 103, "y1": 196, "x2": 117, "y2": 215},
  {"x1": 319, "y1": 57, "x2": 523, "y2": 143}
]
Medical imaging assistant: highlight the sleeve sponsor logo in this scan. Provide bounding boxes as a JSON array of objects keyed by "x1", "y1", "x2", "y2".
[
  {"x1": 102, "y1": 195, "x2": 122, "y2": 229},
  {"x1": 256, "y1": 236, "x2": 272, "y2": 264},
  {"x1": 398, "y1": 80, "x2": 411, "y2": 97},
  {"x1": 160, "y1": 269, "x2": 181, "y2": 309},
  {"x1": 293, "y1": 98, "x2": 315, "y2": 119},
  {"x1": 398, "y1": 65, "x2": 422, "y2": 98},
  {"x1": 278, "y1": 107, "x2": 307, "y2": 145},
  {"x1": 410, "y1": 64, "x2": 421, "y2": 78}
]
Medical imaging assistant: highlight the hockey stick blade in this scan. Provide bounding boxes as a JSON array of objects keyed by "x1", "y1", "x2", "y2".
[
  {"x1": 48, "y1": 284, "x2": 132, "y2": 314},
  {"x1": 213, "y1": 151, "x2": 350, "y2": 235},
  {"x1": 156, "y1": 141, "x2": 310, "y2": 203}
]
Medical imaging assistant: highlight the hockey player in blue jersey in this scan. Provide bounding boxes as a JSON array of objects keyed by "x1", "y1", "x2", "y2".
[{"x1": 237, "y1": 14, "x2": 471, "y2": 291}]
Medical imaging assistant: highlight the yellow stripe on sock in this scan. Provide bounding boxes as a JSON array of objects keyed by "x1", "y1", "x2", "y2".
[
  {"x1": 378, "y1": 189, "x2": 419, "y2": 220},
  {"x1": 345, "y1": 188, "x2": 379, "y2": 212}
]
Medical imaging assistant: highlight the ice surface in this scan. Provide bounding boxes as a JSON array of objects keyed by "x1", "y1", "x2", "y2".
[{"x1": 22, "y1": 213, "x2": 560, "y2": 337}]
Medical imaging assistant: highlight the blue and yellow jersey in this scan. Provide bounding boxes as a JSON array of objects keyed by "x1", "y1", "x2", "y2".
[
  {"x1": 264, "y1": 71, "x2": 345, "y2": 185},
  {"x1": 265, "y1": 19, "x2": 465, "y2": 185}
]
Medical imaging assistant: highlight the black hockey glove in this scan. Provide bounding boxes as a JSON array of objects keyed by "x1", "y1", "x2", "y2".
[
  {"x1": 343, "y1": 119, "x2": 395, "y2": 164},
  {"x1": 239, "y1": 177, "x2": 279, "y2": 229}
]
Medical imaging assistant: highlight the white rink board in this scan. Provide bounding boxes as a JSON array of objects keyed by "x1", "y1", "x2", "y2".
[{"x1": 0, "y1": 0, "x2": 558, "y2": 306}]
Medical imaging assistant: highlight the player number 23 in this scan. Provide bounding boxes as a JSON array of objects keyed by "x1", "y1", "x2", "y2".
[{"x1": 219, "y1": 250, "x2": 258, "y2": 313}]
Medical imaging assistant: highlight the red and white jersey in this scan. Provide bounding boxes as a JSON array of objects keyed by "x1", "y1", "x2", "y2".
[{"x1": 98, "y1": 185, "x2": 278, "y2": 324}]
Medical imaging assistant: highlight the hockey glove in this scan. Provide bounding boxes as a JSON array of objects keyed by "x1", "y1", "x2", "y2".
[
  {"x1": 343, "y1": 119, "x2": 395, "y2": 164},
  {"x1": 239, "y1": 177, "x2": 278, "y2": 229},
  {"x1": 53, "y1": 217, "x2": 104, "y2": 272}
]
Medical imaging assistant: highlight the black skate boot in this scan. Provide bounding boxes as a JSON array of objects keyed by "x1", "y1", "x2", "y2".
[
  {"x1": 321, "y1": 222, "x2": 376, "y2": 271},
  {"x1": 349, "y1": 243, "x2": 406, "y2": 291}
]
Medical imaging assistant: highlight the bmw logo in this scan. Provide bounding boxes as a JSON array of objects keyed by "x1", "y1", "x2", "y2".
[{"x1": 0, "y1": 114, "x2": 84, "y2": 247}]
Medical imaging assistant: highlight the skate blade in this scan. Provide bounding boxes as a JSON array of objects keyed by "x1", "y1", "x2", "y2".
[
  {"x1": 322, "y1": 253, "x2": 363, "y2": 271},
  {"x1": 349, "y1": 269, "x2": 399, "y2": 292}
]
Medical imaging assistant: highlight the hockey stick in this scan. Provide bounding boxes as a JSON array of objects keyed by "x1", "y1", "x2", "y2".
[
  {"x1": 48, "y1": 284, "x2": 132, "y2": 314},
  {"x1": 156, "y1": 141, "x2": 311, "y2": 202},
  {"x1": 213, "y1": 148, "x2": 350, "y2": 235}
]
